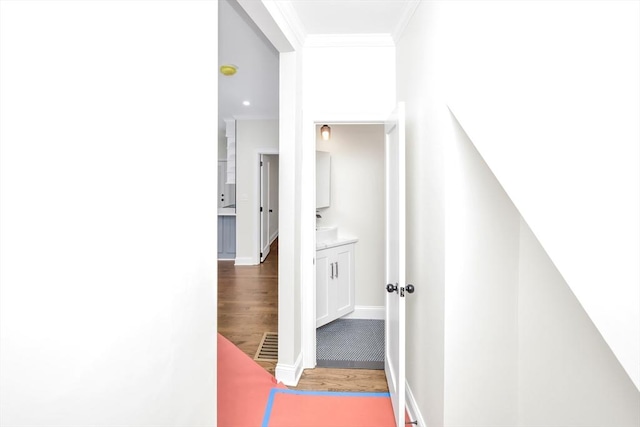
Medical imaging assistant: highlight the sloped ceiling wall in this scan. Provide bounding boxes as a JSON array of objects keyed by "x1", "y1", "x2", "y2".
[{"x1": 442, "y1": 1, "x2": 640, "y2": 389}]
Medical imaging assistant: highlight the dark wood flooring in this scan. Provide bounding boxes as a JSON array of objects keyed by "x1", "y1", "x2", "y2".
[{"x1": 217, "y1": 239, "x2": 388, "y2": 392}]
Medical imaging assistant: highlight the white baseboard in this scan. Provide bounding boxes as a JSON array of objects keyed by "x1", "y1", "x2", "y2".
[
  {"x1": 269, "y1": 231, "x2": 278, "y2": 245},
  {"x1": 275, "y1": 352, "x2": 303, "y2": 386},
  {"x1": 234, "y1": 257, "x2": 256, "y2": 266},
  {"x1": 406, "y1": 381, "x2": 427, "y2": 427},
  {"x1": 342, "y1": 305, "x2": 385, "y2": 320}
]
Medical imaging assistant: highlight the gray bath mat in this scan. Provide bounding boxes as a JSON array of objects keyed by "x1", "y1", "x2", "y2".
[{"x1": 316, "y1": 319, "x2": 384, "y2": 369}]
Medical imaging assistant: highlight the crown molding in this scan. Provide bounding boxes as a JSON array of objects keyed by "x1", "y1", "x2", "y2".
[
  {"x1": 265, "y1": 0, "x2": 307, "y2": 49},
  {"x1": 305, "y1": 33, "x2": 395, "y2": 48},
  {"x1": 392, "y1": 0, "x2": 420, "y2": 43}
]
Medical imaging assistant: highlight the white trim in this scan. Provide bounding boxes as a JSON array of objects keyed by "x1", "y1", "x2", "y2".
[
  {"x1": 342, "y1": 305, "x2": 385, "y2": 320},
  {"x1": 305, "y1": 34, "x2": 395, "y2": 48},
  {"x1": 392, "y1": 1, "x2": 421, "y2": 43},
  {"x1": 267, "y1": 0, "x2": 306, "y2": 49},
  {"x1": 275, "y1": 352, "x2": 303, "y2": 386},
  {"x1": 236, "y1": 0, "x2": 295, "y2": 52},
  {"x1": 305, "y1": 111, "x2": 387, "y2": 125},
  {"x1": 232, "y1": 113, "x2": 278, "y2": 121},
  {"x1": 269, "y1": 231, "x2": 278, "y2": 246},
  {"x1": 405, "y1": 381, "x2": 427, "y2": 427},
  {"x1": 301, "y1": 111, "x2": 318, "y2": 370},
  {"x1": 234, "y1": 257, "x2": 255, "y2": 266}
]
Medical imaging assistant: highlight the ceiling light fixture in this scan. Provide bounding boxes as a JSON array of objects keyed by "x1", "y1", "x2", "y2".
[
  {"x1": 242, "y1": 100, "x2": 251, "y2": 106},
  {"x1": 219, "y1": 64, "x2": 238, "y2": 76},
  {"x1": 321, "y1": 125, "x2": 331, "y2": 141}
]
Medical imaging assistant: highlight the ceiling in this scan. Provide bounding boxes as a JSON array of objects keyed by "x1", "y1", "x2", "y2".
[
  {"x1": 218, "y1": 0, "x2": 279, "y2": 140},
  {"x1": 290, "y1": 0, "x2": 416, "y2": 35},
  {"x1": 218, "y1": 0, "x2": 416, "y2": 139}
]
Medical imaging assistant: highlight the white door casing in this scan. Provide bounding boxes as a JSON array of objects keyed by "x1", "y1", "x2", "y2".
[{"x1": 385, "y1": 103, "x2": 406, "y2": 427}]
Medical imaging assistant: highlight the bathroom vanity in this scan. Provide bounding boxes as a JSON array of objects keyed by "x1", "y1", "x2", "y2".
[{"x1": 316, "y1": 238, "x2": 357, "y2": 328}]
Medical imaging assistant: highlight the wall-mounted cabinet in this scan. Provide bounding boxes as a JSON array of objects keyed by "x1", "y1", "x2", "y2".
[
  {"x1": 225, "y1": 119, "x2": 236, "y2": 185},
  {"x1": 218, "y1": 161, "x2": 236, "y2": 209},
  {"x1": 316, "y1": 240, "x2": 356, "y2": 327},
  {"x1": 316, "y1": 151, "x2": 331, "y2": 208}
]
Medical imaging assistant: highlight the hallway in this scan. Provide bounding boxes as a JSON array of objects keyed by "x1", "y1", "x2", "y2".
[{"x1": 217, "y1": 239, "x2": 388, "y2": 392}]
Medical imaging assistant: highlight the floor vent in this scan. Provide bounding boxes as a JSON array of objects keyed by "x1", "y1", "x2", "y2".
[{"x1": 254, "y1": 332, "x2": 278, "y2": 362}]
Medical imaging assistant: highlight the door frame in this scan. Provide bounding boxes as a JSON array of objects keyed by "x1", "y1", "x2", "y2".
[{"x1": 303, "y1": 112, "x2": 389, "y2": 369}]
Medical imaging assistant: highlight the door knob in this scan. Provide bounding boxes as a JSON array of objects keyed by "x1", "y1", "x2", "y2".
[
  {"x1": 406, "y1": 284, "x2": 415, "y2": 294},
  {"x1": 386, "y1": 283, "x2": 398, "y2": 293}
]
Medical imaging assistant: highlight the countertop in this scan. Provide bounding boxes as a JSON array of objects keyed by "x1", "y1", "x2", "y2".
[{"x1": 316, "y1": 236, "x2": 358, "y2": 250}]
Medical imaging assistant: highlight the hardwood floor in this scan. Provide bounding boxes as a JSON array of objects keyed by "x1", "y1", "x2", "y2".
[{"x1": 217, "y1": 239, "x2": 389, "y2": 392}]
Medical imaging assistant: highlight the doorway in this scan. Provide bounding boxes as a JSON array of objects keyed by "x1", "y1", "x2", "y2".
[
  {"x1": 313, "y1": 123, "x2": 386, "y2": 368},
  {"x1": 260, "y1": 154, "x2": 279, "y2": 263}
]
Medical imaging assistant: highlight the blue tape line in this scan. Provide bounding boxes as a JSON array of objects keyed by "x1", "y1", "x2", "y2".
[
  {"x1": 261, "y1": 388, "x2": 278, "y2": 427},
  {"x1": 273, "y1": 389, "x2": 390, "y2": 398},
  {"x1": 261, "y1": 388, "x2": 391, "y2": 427}
]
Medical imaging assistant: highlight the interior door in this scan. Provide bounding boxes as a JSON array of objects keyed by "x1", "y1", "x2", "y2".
[
  {"x1": 260, "y1": 155, "x2": 270, "y2": 262},
  {"x1": 385, "y1": 102, "x2": 406, "y2": 427}
]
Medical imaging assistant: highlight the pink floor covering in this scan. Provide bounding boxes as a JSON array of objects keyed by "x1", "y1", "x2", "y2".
[{"x1": 217, "y1": 333, "x2": 396, "y2": 427}]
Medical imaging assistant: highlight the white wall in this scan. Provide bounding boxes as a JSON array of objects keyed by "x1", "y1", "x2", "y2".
[
  {"x1": 303, "y1": 41, "x2": 396, "y2": 119},
  {"x1": 442, "y1": 0, "x2": 640, "y2": 389},
  {"x1": 235, "y1": 119, "x2": 278, "y2": 265},
  {"x1": 276, "y1": 50, "x2": 305, "y2": 384},
  {"x1": 444, "y1": 114, "x2": 520, "y2": 426},
  {"x1": 299, "y1": 38, "x2": 397, "y2": 370},
  {"x1": 0, "y1": 2, "x2": 217, "y2": 426},
  {"x1": 518, "y1": 219, "x2": 640, "y2": 427},
  {"x1": 396, "y1": 2, "x2": 447, "y2": 425},
  {"x1": 398, "y1": 1, "x2": 640, "y2": 425},
  {"x1": 316, "y1": 124, "x2": 385, "y2": 309}
]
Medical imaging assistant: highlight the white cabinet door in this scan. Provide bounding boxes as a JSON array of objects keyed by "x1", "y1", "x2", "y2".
[
  {"x1": 315, "y1": 250, "x2": 331, "y2": 327},
  {"x1": 315, "y1": 242, "x2": 355, "y2": 328},
  {"x1": 334, "y1": 244, "x2": 355, "y2": 319},
  {"x1": 218, "y1": 161, "x2": 226, "y2": 208}
]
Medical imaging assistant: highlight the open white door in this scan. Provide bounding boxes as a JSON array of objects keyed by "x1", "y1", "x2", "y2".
[
  {"x1": 385, "y1": 102, "x2": 407, "y2": 427},
  {"x1": 260, "y1": 155, "x2": 270, "y2": 262}
]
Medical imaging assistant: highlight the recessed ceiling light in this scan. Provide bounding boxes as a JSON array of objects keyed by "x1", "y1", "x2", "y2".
[{"x1": 242, "y1": 101, "x2": 251, "y2": 106}]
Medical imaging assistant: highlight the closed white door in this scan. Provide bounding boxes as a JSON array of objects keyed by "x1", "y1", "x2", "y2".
[
  {"x1": 260, "y1": 155, "x2": 270, "y2": 262},
  {"x1": 385, "y1": 103, "x2": 406, "y2": 427}
]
